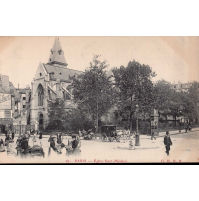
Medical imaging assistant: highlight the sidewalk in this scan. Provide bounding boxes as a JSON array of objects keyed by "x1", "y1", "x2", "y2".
[
  {"x1": 157, "y1": 127, "x2": 199, "y2": 137},
  {"x1": 1, "y1": 127, "x2": 199, "y2": 140}
]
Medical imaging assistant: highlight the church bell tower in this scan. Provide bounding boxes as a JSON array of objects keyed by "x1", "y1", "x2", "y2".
[{"x1": 47, "y1": 37, "x2": 68, "y2": 67}]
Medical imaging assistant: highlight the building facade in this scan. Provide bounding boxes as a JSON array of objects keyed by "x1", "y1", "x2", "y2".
[
  {"x1": 30, "y1": 37, "x2": 82, "y2": 129},
  {"x1": 0, "y1": 74, "x2": 31, "y2": 132},
  {"x1": 171, "y1": 81, "x2": 193, "y2": 92}
]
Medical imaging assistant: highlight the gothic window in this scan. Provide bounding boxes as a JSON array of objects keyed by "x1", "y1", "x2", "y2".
[
  {"x1": 40, "y1": 73, "x2": 42, "y2": 77},
  {"x1": 38, "y1": 84, "x2": 44, "y2": 106}
]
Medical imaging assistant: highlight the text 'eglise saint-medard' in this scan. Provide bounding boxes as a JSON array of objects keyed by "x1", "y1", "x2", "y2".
[{"x1": 0, "y1": 36, "x2": 199, "y2": 163}]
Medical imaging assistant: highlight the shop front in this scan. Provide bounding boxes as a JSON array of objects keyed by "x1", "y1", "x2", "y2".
[
  {"x1": 0, "y1": 93, "x2": 13, "y2": 133},
  {"x1": 0, "y1": 118, "x2": 13, "y2": 133}
]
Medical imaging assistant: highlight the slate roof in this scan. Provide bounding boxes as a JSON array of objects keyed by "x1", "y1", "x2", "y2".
[{"x1": 43, "y1": 64, "x2": 83, "y2": 81}]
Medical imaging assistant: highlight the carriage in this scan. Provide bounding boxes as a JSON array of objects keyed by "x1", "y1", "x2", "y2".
[{"x1": 101, "y1": 125, "x2": 120, "y2": 142}]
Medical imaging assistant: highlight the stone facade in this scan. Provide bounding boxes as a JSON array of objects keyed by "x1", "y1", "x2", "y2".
[{"x1": 30, "y1": 37, "x2": 83, "y2": 129}]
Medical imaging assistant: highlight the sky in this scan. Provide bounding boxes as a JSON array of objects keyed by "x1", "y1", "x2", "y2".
[{"x1": 0, "y1": 36, "x2": 199, "y2": 88}]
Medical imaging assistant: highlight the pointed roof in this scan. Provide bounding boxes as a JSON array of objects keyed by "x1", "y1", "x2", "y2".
[{"x1": 47, "y1": 37, "x2": 68, "y2": 66}]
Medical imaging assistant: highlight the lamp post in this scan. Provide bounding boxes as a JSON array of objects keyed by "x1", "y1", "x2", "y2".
[{"x1": 135, "y1": 104, "x2": 140, "y2": 146}]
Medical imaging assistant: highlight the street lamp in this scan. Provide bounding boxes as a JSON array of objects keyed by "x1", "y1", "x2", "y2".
[{"x1": 135, "y1": 104, "x2": 140, "y2": 146}]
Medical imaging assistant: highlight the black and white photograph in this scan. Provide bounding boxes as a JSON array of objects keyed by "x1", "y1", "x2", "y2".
[{"x1": 0, "y1": 36, "x2": 199, "y2": 163}]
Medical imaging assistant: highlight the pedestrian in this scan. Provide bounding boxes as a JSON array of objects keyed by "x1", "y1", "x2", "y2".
[
  {"x1": 126, "y1": 129, "x2": 130, "y2": 135},
  {"x1": 79, "y1": 130, "x2": 82, "y2": 137},
  {"x1": 151, "y1": 131, "x2": 156, "y2": 140},
  {"x1": 39, "y1": 131, "x2": 42, "y2": 139},
  {"x1": 71, "y1": 135, "x2": 80, "y2": 156},
  {"x1": 0, "y1": 139, "x2": 5, "y2": 152},
  {"x1": 21, "y1": 136, "x2": 29, "y2": 155},
  {"x1": 57, "y1": 132, "x2": 62, "y2": 144},
  {"x1": 12, "y1": 131, "x2": 15, "y2": 140},
  {"x1": 164, "y1": 131, "x2": 172, "y2": 156},
  {"x1": 5, "y1": 130, "x2": 7, "y2": 138}
]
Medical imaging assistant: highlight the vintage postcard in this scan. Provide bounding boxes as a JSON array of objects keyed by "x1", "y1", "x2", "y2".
[{"x1": 0, "y1": 36, "x2": 199, "y2": 163}]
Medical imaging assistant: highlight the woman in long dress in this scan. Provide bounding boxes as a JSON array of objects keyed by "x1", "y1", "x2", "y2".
[{"x1": 31, "y1": 130, "x2": 42, "y2": 148}]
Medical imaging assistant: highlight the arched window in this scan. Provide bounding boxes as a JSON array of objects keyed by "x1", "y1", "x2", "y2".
[{"x1": 38, "y1": 84, "x2": 44, "y2": 106}]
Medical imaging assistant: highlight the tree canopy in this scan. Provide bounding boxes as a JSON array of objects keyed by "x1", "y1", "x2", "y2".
[
  {"x1": 47, "y1": 98, "x2": 66, "y2": 130},
  {"x1": 71, "y1": 55, "x2": 115, "y2": 131},
  {"x1": 112, "y1": 60, "x2": 156, "y2": 131}
]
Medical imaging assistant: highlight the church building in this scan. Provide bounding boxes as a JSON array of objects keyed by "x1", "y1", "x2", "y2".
[{"x1": 30, "y1": 37, "x2": 82, "y2": 130}]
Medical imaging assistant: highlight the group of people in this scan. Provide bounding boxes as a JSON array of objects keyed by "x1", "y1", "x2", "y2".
[
  {"x1": 79, "y1": 128, "x2": 95, "y2": 136},
  {"x1": 48, "y1": 132, "x2": 81, "y2": 156},
  {"x1": 0, "y1": 129, "x2": 44, "y2": 156},
  {"x1": 0, "y1": 129, "x2": 81, "y2": 157},
  {"x1": 16, "y1": 129, "x2": 43, "y2": 156},
  {"x1": 0, "y1": 130, "x2": 15, "y2": 152},
  {"x1": 78, "y1": 128, "x2": 95, "y2": 140},
  {"x1": 185, "y1": 124, "x2": 192, "y2": 132}
]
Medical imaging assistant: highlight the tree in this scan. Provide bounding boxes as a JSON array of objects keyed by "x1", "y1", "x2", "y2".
[
  {"x1": 47, "y1": 98, "x2": 66, "y2": 130},
  {"x1": 153, "y1": 80, "x2": 187, "y2": 125},
  {"x1": 112, "y1": 60, "x2": 156, "y2": 132},
  {"x1": 186, "y1": 81, "x2": 199, "y2": 122},
  {"x1": 153, "y1": 80, "x2": 173, "y2": 114},
  {"x1": 71, "y1": 55, "x2": 115, "y2": 132},
  {"x1": 64, "y1": 109, "x2": 94, "y2": 132},
  {"x1": 153, "y1": 80, "x2": 199, "y2": 125}
]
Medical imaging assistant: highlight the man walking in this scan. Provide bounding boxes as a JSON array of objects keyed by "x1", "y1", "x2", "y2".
[{"x1": 164, "y1": 131, "x2": 172, "y2": 156}]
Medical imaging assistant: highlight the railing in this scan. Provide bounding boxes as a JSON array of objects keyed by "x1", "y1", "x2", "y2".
[{"x1": 12, "y1": 125, "x2": 35, "y2": 134}]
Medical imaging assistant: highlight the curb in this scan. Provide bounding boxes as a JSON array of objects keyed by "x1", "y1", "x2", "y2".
[{"x1": 156, "y1": 129, "x2": 199, "y2": 138}]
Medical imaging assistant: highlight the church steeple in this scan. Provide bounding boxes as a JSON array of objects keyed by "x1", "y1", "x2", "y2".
[{"x1": 48, "y1": 37, "x2": 68, "y2": 67}]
